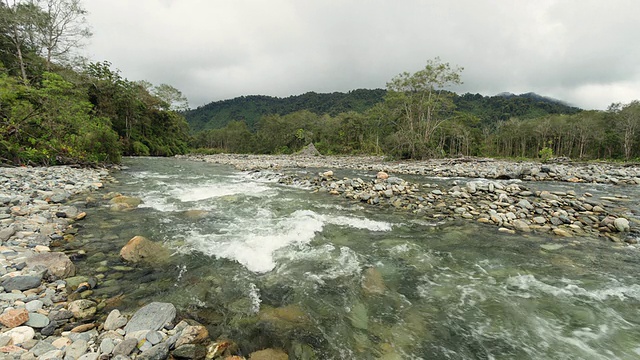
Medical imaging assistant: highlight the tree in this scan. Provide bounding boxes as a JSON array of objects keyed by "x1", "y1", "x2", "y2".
[
  {"x1": 31, "y1": 0, "x2": 91, "y2": 70},
  {"x1": 150, "y1": 83, "x2": 189, "y2": 112},
  {"x1": 614, "y1": 101, "x2": 640, "y2": 160},
  {"x1": 0, "y1": 0, "x2": 41, "y2": 82},
  {"x1": 384, "y1": 57, "x2": 463, "y2": 158}
]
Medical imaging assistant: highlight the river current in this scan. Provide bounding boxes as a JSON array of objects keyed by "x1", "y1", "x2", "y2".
[{"x1": 72, "y1": 157, "x2": 640, "y2": 359}]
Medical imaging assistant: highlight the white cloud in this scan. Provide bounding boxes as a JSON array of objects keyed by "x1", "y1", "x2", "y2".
[{"x1": 83, "y1": 0, "x2": 640, "y2": 110}]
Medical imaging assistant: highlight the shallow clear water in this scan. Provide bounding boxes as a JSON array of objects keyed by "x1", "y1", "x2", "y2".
[{"x1": 72, "y1": 157, "x2": 640, "y2": 359}]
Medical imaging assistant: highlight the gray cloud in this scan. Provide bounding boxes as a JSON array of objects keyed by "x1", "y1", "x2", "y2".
[{"x1": 84, "y1": 0, "x2": 640, "y2": 110}]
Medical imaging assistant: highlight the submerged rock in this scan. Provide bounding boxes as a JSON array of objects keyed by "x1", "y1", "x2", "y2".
[{"x1": 119, "y1": 236, "x2": 170, "y2": 264}]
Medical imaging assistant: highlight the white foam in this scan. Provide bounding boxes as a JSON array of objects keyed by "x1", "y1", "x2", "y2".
[
  {"x1": 505, "y1": 274, "x2": 640, "y2": 301},
  {"x1": 170, "y1": 181, "x2": 272, "y2": 202},
  {"x1": 248, "y1": 283, "x2": 261, "y2": 314},
  {"x1": 181, "y1": 210, "x2": 390, "y2": 273}
]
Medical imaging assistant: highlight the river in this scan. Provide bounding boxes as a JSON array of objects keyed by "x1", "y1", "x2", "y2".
[{"x1": 70, "y1": 157, "x2": 640, "y2": 359}]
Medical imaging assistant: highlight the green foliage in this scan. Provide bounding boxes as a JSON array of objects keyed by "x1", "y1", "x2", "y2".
[
  {"x1": 538, "y1": 141, "x2": 554, "y2": 162},
  {"x1": 183, "y1": 89, "x2": 387, "y2": 132}
]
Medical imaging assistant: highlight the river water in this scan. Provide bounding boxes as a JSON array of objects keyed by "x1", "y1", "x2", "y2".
[{"x1": 71, "y1": 157, "x2": 640, "y2": 359}]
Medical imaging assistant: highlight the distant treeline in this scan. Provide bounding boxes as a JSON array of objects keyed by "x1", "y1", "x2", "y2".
[
  {"x1": 0, "y1": 1, "x2": 191, "y2": 165},
  {"x1": 187, "y1": 57, "x2": 640, "y2": 161},
  {"x1": 184, "y1": 89, "x2": 580, "y2": 132}
]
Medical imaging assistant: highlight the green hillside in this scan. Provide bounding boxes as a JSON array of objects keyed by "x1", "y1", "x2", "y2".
[{"x1": 184, "y1": 89, "x2": 580, "y2": 132}]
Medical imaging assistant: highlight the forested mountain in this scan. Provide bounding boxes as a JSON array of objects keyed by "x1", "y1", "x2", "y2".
[
  {"x1": 184, "y1": 89, "x2": 387, "y2": 132},
  {"x1": 191, "y1": 59, "x2": 640, "y2": 161},
  {"x1": 185, "y1": 89, "x2": 580, "y2": 132}
]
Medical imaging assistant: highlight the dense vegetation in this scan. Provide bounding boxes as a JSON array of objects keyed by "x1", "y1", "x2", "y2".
[
  {"x1": 184, "y1": 89, "x2": 388, "y2": 132},
  {"x1": 190, "y1": 58, "x2": 640, "y2": 161},
  {"x1": 0, "y1": 0, "x2": 190, "y2": 165}
]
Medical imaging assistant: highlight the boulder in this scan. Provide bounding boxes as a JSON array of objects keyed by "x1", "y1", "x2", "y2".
[
  {"x1": 123, "y1": 302, "x2": 176, "y2": 334},
  {"x1": 119, "y1": 236, "x2": 170, "y2": 264},
  {"x1": 376, "y1": 171, "x2": 389, "y2": 180},
  {"x1": 26, "y1": 252, "x2": 76, "y2": 279}
]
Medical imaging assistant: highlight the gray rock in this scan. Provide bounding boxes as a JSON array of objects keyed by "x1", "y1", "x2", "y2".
[
  {"x1": 137, "y1": 343, "x2": 169, "y2": 360},
  {"x1": 112, "y1": 338, "x2": 138, "y2": 356},
  {"x1": 146, "y1": 331, "x2": 163, "y2": 345},
  {"x1": 0, "y1": 226, "x2": 15, "y2": 242},
  {"x1": 49, "y1": 310, "x2": 74, "y2": 321},
  {"x1": 532, "y1": 216, "x2": 547, "y2": 224},
  {"x1": 124, "y1": 302, "x2": 176, "y2": 334},
  {"x1": 40, "y1": 320, "x2": 58, "y2": 336},
  {"x1": 76, "y1": 353, "x2": 99, "y2": 360},
  {"x1": 2, "y1": 275, "x2": 41, "y2": 291},
  {"x1": 0, "y1": 293, "x2": 26, "y2": 301},
  {"x1": 65, "y1": 339, "x2": 88, "y2": 360},
  {"x1": 25, "y1": 300, "x2": 44, "y2": 312},
  {"x1": 38, "y1": 349, "x2": 64, "y2": 360},
  {"x1": 104, "y1": 309, "x2": 128, "y2": 331},
  {"x1": 512, "y1": 220, "x2": 531, "y2": 233},
  {"x1": 50, "y1": 192, "x2": 70, "y2": 204},
  {"x1": 25, "y1": 313, "x2": 49, "y2": 328},
  {"x1": 30, "y1": 341, "x2": 57, "y2": 357},
  {"x1": 99, "y1": 338, "x2": 117, "y2": 355}
]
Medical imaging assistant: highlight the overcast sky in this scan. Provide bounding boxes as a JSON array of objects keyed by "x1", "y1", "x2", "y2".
[{"x1": 83, "y1": 0, "x2": 640, "y2": 110}]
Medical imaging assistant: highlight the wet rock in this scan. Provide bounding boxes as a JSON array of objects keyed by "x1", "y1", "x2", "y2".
[
  {"x1": 67, "y1": 300, "x2": 97, "y2": 320},
  {"x1": 109, "y1": 195, "x2": 142, "y2": 208},
  {"x1": 172, "y1": 344, "x2": 207, "y2": 360},
  {"x1": 119, "y1": 236, "x2": 170, "y2": 265},
  {"x1": 123, "y1": 302, "x2": 176, "y2": 334},
  {"x1": 25, "y1": 252, "x2": 76, "y2": 279},
  {"x1": 361, "y1": 267, "x2": 385, "y2": 295},
  {"x1": 249, "y1": 348, "x2": 289, "y2": 360}
]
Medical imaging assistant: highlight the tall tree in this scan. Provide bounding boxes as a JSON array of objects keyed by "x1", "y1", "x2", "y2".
[
  {"x1": 31, "y1": 0, "x2": 91, "y2": 70},
  {"x1": 0, "y1": 0, "x2": 41, "y2": 83},
  {"x1": 384, "y1": 57, "x2": 463, "y2": 158}
]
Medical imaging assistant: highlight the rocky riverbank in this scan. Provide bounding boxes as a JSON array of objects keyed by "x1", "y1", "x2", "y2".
[
  {"x1": 181, "y1": 154, "x2": 639, "y2": 243},
  {"x1": 180, "y1": 154, "x2": 640, "y2": 185},
  {"x1": 0, "y1": 166, "x2": 262, "y2": 360}
]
